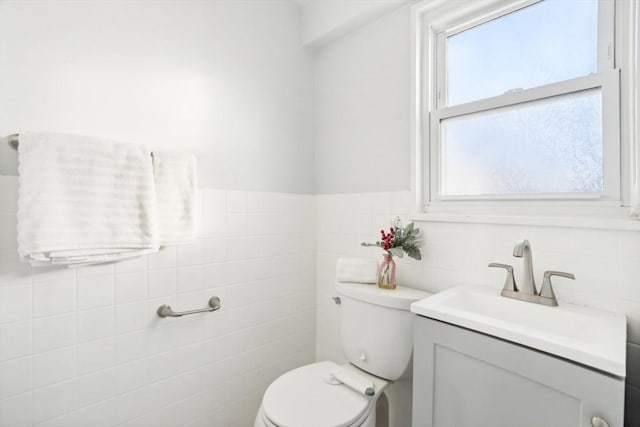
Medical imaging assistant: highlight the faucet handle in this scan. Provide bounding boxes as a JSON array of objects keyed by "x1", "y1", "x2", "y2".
[
  {"x1": 539, "y1": 271, "x2": 575, "y2": 303},
  {"x1": 488, "y1": 263, "x2": 517, "y2": 292}
]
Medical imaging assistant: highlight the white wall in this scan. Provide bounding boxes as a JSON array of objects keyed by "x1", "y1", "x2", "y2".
[
  {"x1": 299, "y1": 0, "x2": 411, "y2": 48},
  {"x1": 0, "y1": 176, "x2": 316, "y2": 427},
  {"x1": 314, "y1": 5, "x2": 411, "y2": 194},
  {"x1": 0, "y1": 1, "x2": 318, "y2": 426},
  {"x1": 313, "y1": 5, "x2": 640, "y2": 426},
  {"x1": 0, "y1": 0, "x2": 314, "y2": 194}
]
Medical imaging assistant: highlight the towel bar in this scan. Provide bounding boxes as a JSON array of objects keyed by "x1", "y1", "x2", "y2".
[
  {"x1": 7, "y1": 134, "x2": 19, "y2": 150},
  {"x1": 157, "y1": 296, "x2": 221, "y2": 318}
]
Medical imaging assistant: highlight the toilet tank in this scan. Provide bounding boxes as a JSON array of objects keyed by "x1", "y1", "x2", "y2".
[{"x1": 335, "y1": 282, "x2": 431, "y2": 381}]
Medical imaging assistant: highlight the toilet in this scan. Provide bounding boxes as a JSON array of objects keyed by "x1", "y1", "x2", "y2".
[{"x1": 255, "y1": 281, "x2": 431, "y2": 427}]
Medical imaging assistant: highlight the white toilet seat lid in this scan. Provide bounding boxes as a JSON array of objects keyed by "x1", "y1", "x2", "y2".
[{"x1": 262, "y1": 361, "x2": 371, "y2": 427}]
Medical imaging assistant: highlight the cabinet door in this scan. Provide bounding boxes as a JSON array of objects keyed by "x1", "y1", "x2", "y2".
[{"x1": 412, "y1": 317, "x2": 625, "y2": 427}]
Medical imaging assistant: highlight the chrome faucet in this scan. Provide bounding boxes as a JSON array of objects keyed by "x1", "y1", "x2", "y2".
[
  {"x1": 488, "y1": 239, "x2": 575, "y2": 307},
  {"x1": 512, "y1": 239, "x2": 536, "y2": 295}
]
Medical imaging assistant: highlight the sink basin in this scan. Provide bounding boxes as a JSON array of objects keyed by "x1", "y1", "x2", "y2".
[{"x1": 411, "y1": 286, "x2": 626, "y2": 377}]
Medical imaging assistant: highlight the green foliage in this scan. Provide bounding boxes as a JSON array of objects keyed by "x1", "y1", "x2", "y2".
[{"x1": 361, "y1": 219, "x2": 423, "y2": 261}]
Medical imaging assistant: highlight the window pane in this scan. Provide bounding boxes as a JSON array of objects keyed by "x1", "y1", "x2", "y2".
[
  {"x1": 440, "y1": 89, "x2": 603, "y2": 197},
  {"x1": 447, "y1": 0, "x2": 598, "y2": 106}
]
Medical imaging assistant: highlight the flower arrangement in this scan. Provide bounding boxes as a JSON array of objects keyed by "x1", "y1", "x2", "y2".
[
  {"x1": 361, "y1": 218, "x2": 423, "y2": 289},
  {"x1": 361, "y1": 218, "x2": 423, "y2": 260}
]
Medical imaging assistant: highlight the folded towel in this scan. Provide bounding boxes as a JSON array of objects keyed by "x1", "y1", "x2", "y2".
[
  {"x1": 152, "y1": 152, "x2": 197, "y2": 245},
  {"x1": 17, "y1": 132, "x2": 160, "y2": 266},
  {"x1": 336, "y1": 257, "x2": 378, "y2": 284},
  {"x1": 329, "y1": 368, "x2": 375, "y2": 396}
]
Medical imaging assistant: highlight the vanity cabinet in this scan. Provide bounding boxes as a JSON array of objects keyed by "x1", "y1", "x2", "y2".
[{"x1": 412, "y1": 316, "x2": 625, "y2": 427}]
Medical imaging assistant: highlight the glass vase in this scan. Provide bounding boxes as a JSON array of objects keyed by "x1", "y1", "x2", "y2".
[{"x1": 377, "y1": 254, "x2": 396, "y2": 290}]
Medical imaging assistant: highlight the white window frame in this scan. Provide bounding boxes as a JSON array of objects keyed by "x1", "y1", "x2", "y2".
[{"x1": 411, "y1": 0, "x2": 640, "y2": 229}]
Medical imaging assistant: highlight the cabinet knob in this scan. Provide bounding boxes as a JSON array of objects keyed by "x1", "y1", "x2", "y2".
[{"x1": 591, "y1": 416, "x2": 610, "y2": 427}]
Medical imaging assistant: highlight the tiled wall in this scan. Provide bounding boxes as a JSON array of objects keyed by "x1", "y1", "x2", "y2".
[
  {"x1": 316, "y1": 191, "x2": 640, "y2": 426},
  {"x1": 0, "y1": 175, "x2": 316, "y2": 427}
]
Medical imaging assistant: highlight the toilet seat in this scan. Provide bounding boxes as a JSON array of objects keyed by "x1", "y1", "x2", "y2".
[{"x1": 261, "y1": 361, "x2": 375, "y2": 427}]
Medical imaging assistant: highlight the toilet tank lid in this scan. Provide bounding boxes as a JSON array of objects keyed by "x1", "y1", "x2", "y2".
[{"x1": 336, "y1": 282, "x2": 431, "y2": 310}]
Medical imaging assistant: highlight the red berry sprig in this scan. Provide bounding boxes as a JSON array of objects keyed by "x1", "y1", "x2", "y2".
[{"x1": 380, "y1": 227, "x2": 396, "y2": 250}]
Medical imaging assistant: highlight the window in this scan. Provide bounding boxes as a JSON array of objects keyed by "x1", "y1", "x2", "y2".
[{"x1": 415, "y1": 0, "x2": 631, "y2": 219}]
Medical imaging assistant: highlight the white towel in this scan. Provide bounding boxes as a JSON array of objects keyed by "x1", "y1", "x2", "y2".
[
  {"x1": 336, "y1": 257, "x2": 378, "y2": 284},
  {"x1": 329, "y1": 368, "x2": 375, "y2": 396},
  {"x1": 17, "y1": 132, "x2": 160, "y2": 266},
  {"x1": 152, "y1": 152, "x2": 197, "y2": 245}
]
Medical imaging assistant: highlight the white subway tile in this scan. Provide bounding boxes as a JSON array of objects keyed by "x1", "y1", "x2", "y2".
[
  {"x1": 33, "y1": 314, "x2": 75, "y2": 353},
  {"x1": 76, "y1": 263, "x2": 114, "y2": 278},
  {"x1": 618, "y1": 259, "x2": 640, "y2": 303},
  {"x1": 173, "y1": 368, "x2": 204, "y2": 402},
  {"x1": 0, "y1": 320, "x2": 32, "y2": 361},
  {"x1": 202, "y1": 189, "x2": 226, "y2": 214},
  {"x1": 115, "y1": 255, "x2": 148, "y2": 273},
  {"x1": 203, "y1": 262, "x2": 228, "y2": 289},
  {"x1": 220, "y1": 325, "x2": 266, "y2": 359},
  {"x1": 203, "y1": 239, "x2": 226, "y2": 264},
  {"x1": 0, "y1": 188, "x2": 317, "y2": 427},
  {"x1": 178, "y1": 266, "x2": 204, "y2": 294},
  {"x1": 0, "y1": 356, "x2": 32, "y2": 399},
  {"x1": 38, "y1": 397, "x2": 118, "y2": 427},
  {"x1": 0, "y1": 392, "x2": 33, "y2": 427},
  {"x1": 115, "y1": 331, "x2": 148, "y2": 365},
  {"x1": 148, "y1": 246, "x2": 177, "y2": 270},
  {"x1": 116, "y1": 302, "x2": 148, "y2": 334},
  {"x1": 148, "y1": 269, "x2": 177, "y2": 299},
  {"x1": 0, "y1": 250, "x2": 31, "y2": 286},
  {"x1": 226, "y1": 213, "x2": 248, "y2": 238},
  {"x1": 203, "y1": 212, "x2": 226, "y2": 238},
  {"x1": 178, "y1": 240, "x2": 204, "y2": 266},
  {"x1": 32, "y1": 346, "x2": 76, "y2": 388},
  {"x1": 31, "y1": 266, "x2": 74, "y2": 284},
  {"x1": 76, "y1": 337, "x2": 115, "y2": 375},
  {"x1": 33, "y1": 380, "x2": 77, "y2": 424},
  {"x1": 226, "y1": 191, "x2": 247, "y2": 213},
  {"x1": 115, "y1": 271, "x2": 147, "y2": 304},
  {"x1": 116, "y1": 359, "x2": 148, "y2": 394},
  {"x1": 147, "y1": 350, "x2": 179, "y2": 384},
  {"x1": 33, "y1": 279, "x2": 76, "y2": 318},
  {"x1": 0, "y1": 283, "x2": 31, "y2": 323},
  {"x1": 178, "y1": 343, "x2": 203, "y2": 374},
  {"x1": 247, "y1": 191, "x2": 274, "y2": 213},
  {"x1": 202, "y1": 305, "x2": 229, "y2": 340},
  {"x1": 77, "y1": 274, "x2": 114, "y2": 310},
  {"x1": 178, "y1": 291, "x2": 206, "y2": 312},
  {"x1": 111, "y1": 388, "x2": 149, "y2": 425},
  {"x1": 119, "y1": 401, "x2": 176, "y2": 427},
  {"x1": 76, "y1": 368, "x2": 116, "y2": 408},
  {"x1": 77, "y1": 307, "x2": 114, "y2": 343},
  {"x1": 226, "y1": 237, "x2": 249, "y2": 261},
  {"x1": 170, "y1": 393, "x2": 206, "y2": 427},
  {"x1": 226, "y1": 260, "x2": 250, "y2": 285}
]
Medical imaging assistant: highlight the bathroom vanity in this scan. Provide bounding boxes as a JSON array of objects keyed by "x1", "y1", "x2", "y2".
[{"x1": 411, "y1": 287, "x2": 626, "y2": 427}]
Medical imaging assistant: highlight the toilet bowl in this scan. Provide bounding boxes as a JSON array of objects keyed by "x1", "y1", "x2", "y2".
[
  {"x1": 255, "y1": 282, "x2": 431, "y2": 427},
  {"x1": 255, "y1": 361, "x2": 389, "y2": 427}
]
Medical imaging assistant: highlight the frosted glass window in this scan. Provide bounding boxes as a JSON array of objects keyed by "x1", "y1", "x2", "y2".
[
  {"x1": 447, "y1": 0, "x2": 598, "y2": 106},
  {"x1": 441, "y1": 89, "x2": 603, "y2": 197}
]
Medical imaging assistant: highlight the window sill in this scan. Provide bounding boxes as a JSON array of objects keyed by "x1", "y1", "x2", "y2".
[{"x1": 410, "y1": 211, "x2": 640, "y2": 231}]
